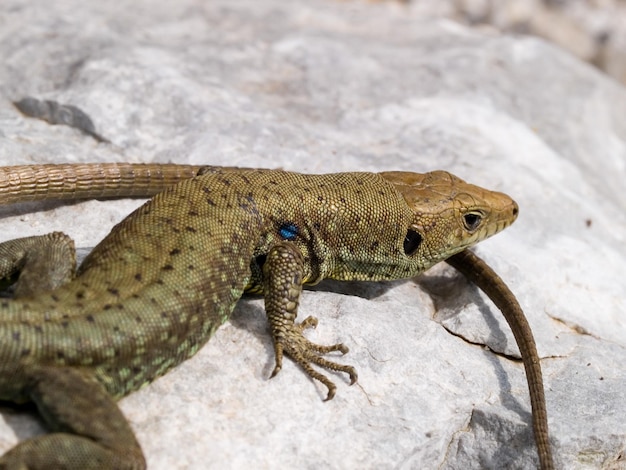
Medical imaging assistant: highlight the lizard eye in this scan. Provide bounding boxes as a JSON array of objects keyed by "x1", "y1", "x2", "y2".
[
  {"x1": 463, "y1": 212, "x2": 483, "y2": 232},
  {"x1": 403, "y1": 229, "x2": 422, "y2": 256}
]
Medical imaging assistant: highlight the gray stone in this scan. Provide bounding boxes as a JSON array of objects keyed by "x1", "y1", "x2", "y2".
[{"x1": 0, "y1": 1, "x2": 625, "y2": 469}]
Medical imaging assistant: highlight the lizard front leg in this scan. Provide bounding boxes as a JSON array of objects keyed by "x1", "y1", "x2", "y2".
[
  {"x1": 0, "y1": 367, "x2": 145, "y2": 470},
  {"x1": 263, "y1": 241, "x2": 358, "y2": 401}
]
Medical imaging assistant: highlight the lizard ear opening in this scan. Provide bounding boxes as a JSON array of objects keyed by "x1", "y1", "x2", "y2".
[{"x1": 403, "y1": 229, "x2": 422, "y2": 256}]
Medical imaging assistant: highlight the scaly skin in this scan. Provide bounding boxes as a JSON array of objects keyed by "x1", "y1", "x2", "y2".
[
  {"x1": 0, "y1": 164, "x2": 552, "y2": 469},
  {"x1": 447, "y1": 250, "x2": 553, "y2": 469}
]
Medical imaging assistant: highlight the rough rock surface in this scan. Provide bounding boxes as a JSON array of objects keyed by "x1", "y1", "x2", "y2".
[
  {"x1": 375, "y1": 0, "x2": 626, "y2": 86},
  {"x1": 1, "y1": 1, "x2": 625, "y2": 469}
]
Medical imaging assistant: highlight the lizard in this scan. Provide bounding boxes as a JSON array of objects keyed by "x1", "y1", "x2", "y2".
[{"x1": 0, "y1": 163, "x2": 553, "y2": 469}]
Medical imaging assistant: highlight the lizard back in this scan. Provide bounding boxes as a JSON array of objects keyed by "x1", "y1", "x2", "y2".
[{"x1": 0, "y1": 169, "x2": 416, "y2": 399}]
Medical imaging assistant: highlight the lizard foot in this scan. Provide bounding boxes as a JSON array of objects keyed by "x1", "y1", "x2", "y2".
[{"x1": 269, "y1": 314, "x2": 358, "y2": 401}]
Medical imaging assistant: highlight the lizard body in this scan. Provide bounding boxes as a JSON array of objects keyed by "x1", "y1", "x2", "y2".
[{"x1": 0, "y1": 164, "x2": 553, "y2": 469}]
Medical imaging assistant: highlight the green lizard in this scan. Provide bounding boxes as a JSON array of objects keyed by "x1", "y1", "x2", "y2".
[{"x1": 0, "y1": 163, "x2": 553, "y2": 469}]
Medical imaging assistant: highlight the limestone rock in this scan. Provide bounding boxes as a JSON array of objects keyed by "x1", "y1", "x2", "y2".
[{"x1": 0, "y1": 1, "x2": 625, "y2": 469}]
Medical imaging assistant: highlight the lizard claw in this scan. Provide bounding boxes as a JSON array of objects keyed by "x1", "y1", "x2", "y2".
[{"x1": 269, "y1": 315, "x2": 358, "y2": 400}]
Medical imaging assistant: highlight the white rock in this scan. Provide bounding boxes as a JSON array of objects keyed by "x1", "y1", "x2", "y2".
[{"x1": 0, "y1": 1, "x2": 624, "y2": 469}]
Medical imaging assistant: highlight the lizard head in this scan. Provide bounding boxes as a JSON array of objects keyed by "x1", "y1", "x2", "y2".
[{"x1": 380, "y1": 170, "x2": 518, "y2": 271}]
